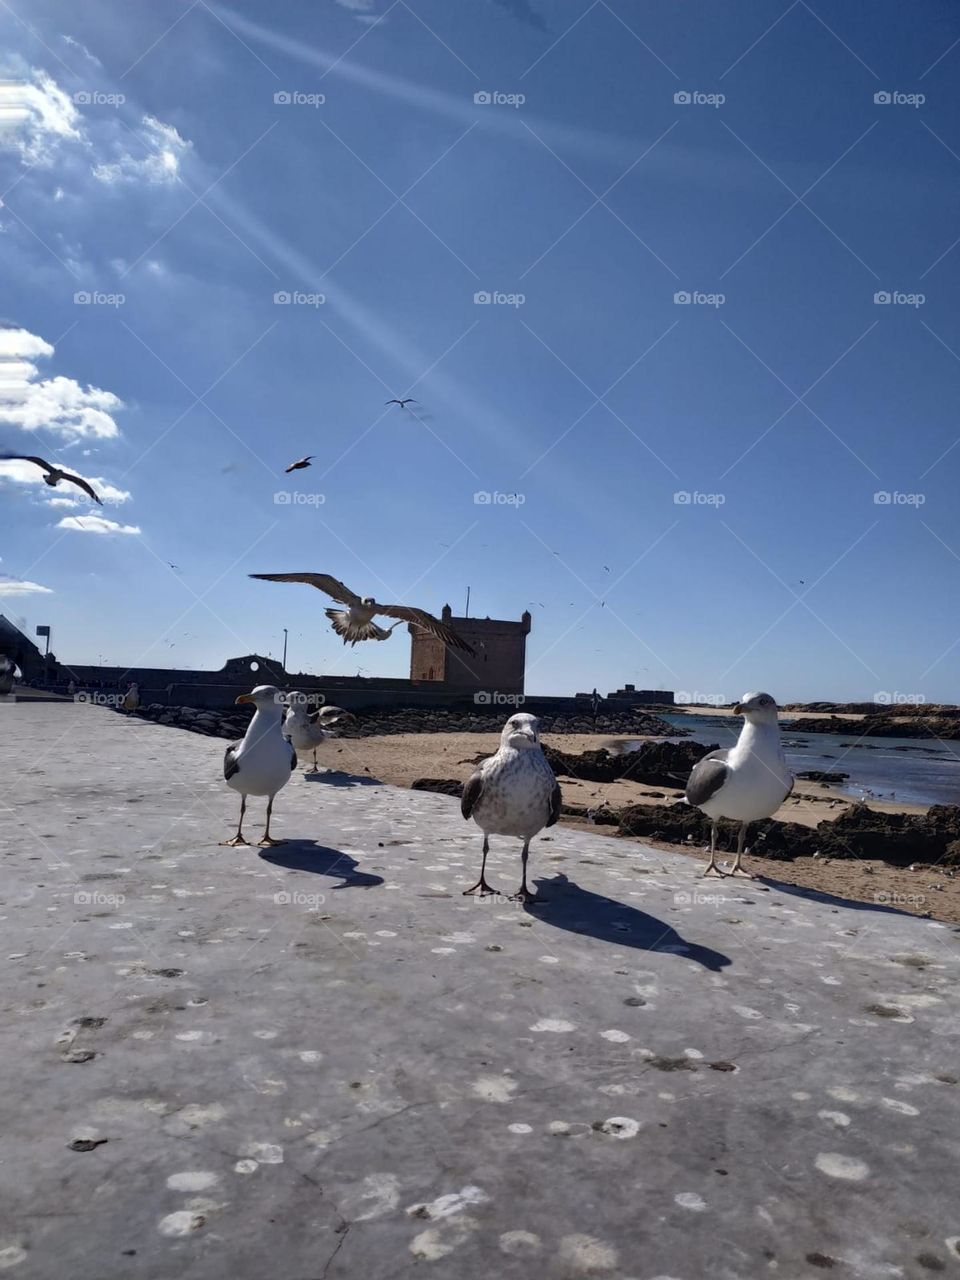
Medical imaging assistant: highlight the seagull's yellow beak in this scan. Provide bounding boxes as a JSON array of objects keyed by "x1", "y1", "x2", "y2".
[
  {"x1": 236, "y1": 693, "x2": 254, "y2": 705},
  {"x1": 733, "y1": 702, "x2": 744, "y2": 715}
]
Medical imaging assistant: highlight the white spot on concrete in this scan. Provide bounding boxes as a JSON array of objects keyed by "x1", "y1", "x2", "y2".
[
  {"x1": 240, "y1": 1142, "x2": 283, "y2": 1164},
  {"x1": 815, "y1": 1152, "x2": 870, "y2": 1181},
  {"x1": 410, "y1": 1219, "x2": 477, "y2": 1261},
  {"x1": 252, "y1": 1029, "x2": 277, "y2": 1040},
  {"x1": 675, "y1": 1192, "x2": 707, "y2": 1211},
  {"x1": 157, "y1": 1211, "x2": 205, "y2": 1237},
  {"x1": 539, "y1": 955, "x2": 559, "y2": 964},
  {"x1": 817, "y1": 1110, "x2": 851, "y2": 1128},
  {"x1": 791, "y1": 1091, "x2": 810, "y2": 1101},
  {"x1": 472, "y1": 1075, "x2": 517, "y2": 1103},
  {"x1": 499, "y1": 1229, "x2": 542, "y2": 1255},
  {"x1": 827, "y1": 1086, "x2": 861, "y2": 1103},
  {"x1": 684, "y1": 1048, "x2": 704, "y2": 1060},
  {"x1": 0, "y1": 1245, "x2": 27, "y2": 1270},
  {"x1": 599, "y1": 1117, "x2": 639, "y2": 1139},
  {"x1": 558, "y1": 1234, "x2": 619, "y2": 1271},
  {"x1": 530, "y1": 1018, "x2": 576, "y2": 1033},
  {"x1": 406, "y1": 1186, "x2": 488, "y2": 1221},
  {"x1": 166, "y1": 1172, "x2": 219, "y2": 1192},
  {"x1": 508, "y1": 1123, "x2": 532, "y2": 1134},
  {"x1": 882, "y1": 1098, "x2": 919, "y2": 1116},
  {"x1": 431, "y1": 947, "x2": 456, "y2": 955},
  {"x1": 341, "y1": 1172, "x2": 401, "y2": 1221},
  {"x1": 234, "y1": 1159, "x2": 258, "y2": 1174},
  {"x1": 298, "y1": 1050, "x2": 323, "y2": 1063},
  {"x1": 175, "y1": 1030, "x2": 204, "y2": 1042},
  {"x1": 732, "y1": 1005, "x2": 763, "y2": 1020}
]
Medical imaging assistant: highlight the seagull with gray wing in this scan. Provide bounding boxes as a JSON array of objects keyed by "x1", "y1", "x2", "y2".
[
  {"x1": 249, "y1": 572, "x2": 475, "y2": 653},
  {"x1": 282, "y1": 693, "x2": 355, "y2": 772},
  {"x1": 221, "y1": 685, "x2": 296, "y2": 847},
  {"x1": 1, "y1": 454, "x2": 102, "y2": 504},
  {"x1": 461, "y1": 712, "x2": 561, "y2": 903},
  {"x1": 685, "y1": 691, "x2": 793, "y2": 878}
]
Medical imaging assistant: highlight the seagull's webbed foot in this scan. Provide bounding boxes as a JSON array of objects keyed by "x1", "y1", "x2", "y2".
[
  {"x1": 728, "y1": 867, "x2": 755, "y2": 879},
  {"x1": 462, "y1": 876, "x2": 498, "y2": 896},
  {"x1": 511, "y1": 887, "x2": 545, "y2": 906},
  {"x1": 219, "y1": 836, "x2": 250, "y2": 847},
  {"x1": 701, "y1": 863, "x2": 726, "y2": 878},
  {"x1": 258, "y1": 836, "x2": 286, "y2": 848}
]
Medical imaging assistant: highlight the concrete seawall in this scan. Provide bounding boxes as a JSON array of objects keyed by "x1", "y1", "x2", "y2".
[{"x1": 3, "y1": 702, "x2": 959, "y2": 1277}]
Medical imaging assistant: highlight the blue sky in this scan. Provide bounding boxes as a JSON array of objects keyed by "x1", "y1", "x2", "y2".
[{"x1": 2, "y1": 0, "x2": 959, "y2": 702}]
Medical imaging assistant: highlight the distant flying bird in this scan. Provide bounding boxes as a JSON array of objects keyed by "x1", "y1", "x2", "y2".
[
  {"x1": 385, "y1": 398, "x2": 417, "y2": 409},
  {"x1": 167, "y1": 562, "x2": 181, "y2": 572},
  {"x1": 1, "y1": 455, "x2": 102, "y2": 504},
  {"x1": 603, "y1": 565, "x2": 610, "y2": 572},
  {"x1": 285, "y1": 456, "x2": 314, "y2": 473},
  {"x1": 249, "y1": 572, "x2": 476, "y2": 653}
]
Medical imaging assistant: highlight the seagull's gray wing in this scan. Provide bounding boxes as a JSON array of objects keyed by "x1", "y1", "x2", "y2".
[
  {"x1": 289, "y1": 742, "x2": 297, "y2": 772},
  {"x1": 224, "y1": 743, "x2": 241, "y2": 781},
  {"x1": 685, "y1": 748, "x2": 731, "y2": 807},
  {"x1": 59, "y1": 471, "x2": 103, "y2": 504},
  {"x1": 0, "y1": 453, "x2": 53, "y2": 473},
  {"x1": 461, "y1": 770, "x2": 484, "y2": 820},
  {"x1": 547, "y1": 779, "x2": 562, "y2": 828},
  {"x1": 373, "y1": 603, "x2": 476, "y2": 654},
  {"x1": 316, "y1": 705, "x2": 354, "y2": 726},
  {"x1": 248, "y1": 572, "x2": 362, "y2": 607}
]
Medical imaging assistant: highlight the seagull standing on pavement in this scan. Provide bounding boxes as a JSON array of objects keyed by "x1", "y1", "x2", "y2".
[
  {"x1": 221, "y1": 685, "x2": 296, "y2": 847},
  {"x1": 460, "y1": 712, "x2": 561, "y2": 903},
  {"x1": 685, "y1": 691, "x2": 793, "y2": 878},
  {"x1": 282, "y1": 694, "x2": 355, "y2": 772}
]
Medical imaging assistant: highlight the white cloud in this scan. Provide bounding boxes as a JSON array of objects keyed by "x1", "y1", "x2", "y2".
[
  {"x1": 0, "y1": 574, "x2": 53, "y2": 597},
  {"x1": 61, "y1": 34, "x2": 102, "y2": 67},
  {"x1": 56, "y1": 514, "x2": 140, "y2": 535},
  {"x1": 93, "y1": 115, "x2": 191, "y2": 186},
  {"x1": 0, "y1": 70, "x2": 82, "y2": 165},
  {"x1": 0, "y1": 326, "x2": 123, "y2": 439}
]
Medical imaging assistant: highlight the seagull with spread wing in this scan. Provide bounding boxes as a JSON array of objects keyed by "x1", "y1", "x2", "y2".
[
  {"x1": 385, "y1": 398, "x2": 417, "y2": 409},
  {"x1": 1, "y1": 455, "x2": 102, "y2": 504},
  {"x1": 249, "y1": 572, "x2": 476, "y2": 653}
]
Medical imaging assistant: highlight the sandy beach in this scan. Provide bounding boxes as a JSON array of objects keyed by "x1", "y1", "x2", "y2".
[{"x1": 310, "y1": 729, "x2": 959, "y2": 924}]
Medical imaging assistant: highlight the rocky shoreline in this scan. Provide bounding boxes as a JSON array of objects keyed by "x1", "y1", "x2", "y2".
[{"x1": 128, "y1": 702, "x2": 682, "y2": 740}]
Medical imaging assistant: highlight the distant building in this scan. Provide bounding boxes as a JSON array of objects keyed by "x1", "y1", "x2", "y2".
[
  {"x1": 409, "y1": 605, "x2": 531, "y2": 696},
  {"x1": 574, "y1": 683, "x2": 675, "y2": 707},
  {"x1": 0, "y1": 615, "x2": 48, "y2": 681}
]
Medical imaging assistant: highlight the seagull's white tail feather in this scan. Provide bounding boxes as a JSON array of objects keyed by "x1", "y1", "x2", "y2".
[{"x1": 325, "y1": 607, "x2": 392, "y2": 646}]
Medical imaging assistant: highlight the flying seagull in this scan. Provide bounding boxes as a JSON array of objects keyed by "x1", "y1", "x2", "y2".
[
  {"x1": 461, "y1": 712, "x2": 561, "y2": 903},
  {"x1": 221, "y1": 685, "x2": 296, "y2": 847},
  {"x1": 249, "y1": 572, "x2": 476, "y2": 653},
  {"x1": 685, "y1": 691, "x2": 793, "y2": 878},
  {"x1": 385, "y1": 398, "x2": 417, "y2": 408},
  {"x1": 285, "y1": 456, "x2": 314, "y2": 473},
  {"x1": 1, "y1": 455, "x2": 102, "y2": 504}
]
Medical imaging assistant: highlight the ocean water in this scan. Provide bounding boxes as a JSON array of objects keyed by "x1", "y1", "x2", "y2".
[{"x1": 634, "y1": 714, "x2": 960, "y2": 809}]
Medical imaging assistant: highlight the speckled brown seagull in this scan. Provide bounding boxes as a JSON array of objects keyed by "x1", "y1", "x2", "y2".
[
  {"x1": 249, "y1": 572, "x2": 476, "y2": 653},
  {"x1": 1, "y1": 454, "x2": 102, "y2": 504}
]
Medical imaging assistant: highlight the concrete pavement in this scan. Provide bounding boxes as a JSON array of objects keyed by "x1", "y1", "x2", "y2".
[{"x1": 2, "y1": 702, "x2": 959, "y2": 1279}]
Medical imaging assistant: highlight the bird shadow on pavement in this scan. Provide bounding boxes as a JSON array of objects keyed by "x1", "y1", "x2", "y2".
[
  {"x1": 302, "y1": 769, "x2": 383, "y2": 787},
  {"x1": 259, "y1": 842, "x2": 384, "y2": 888},
  {"x1": 527, "y1": 873, "x2": 730, "y2": 971},
  {"x1": 756, "y1": 875, "x2": 927, "y2": 918}
]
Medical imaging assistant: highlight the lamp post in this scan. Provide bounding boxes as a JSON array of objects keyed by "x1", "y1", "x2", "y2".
[{"x1": 282, "y1": 628, "x2": 288, "y2": 670}]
